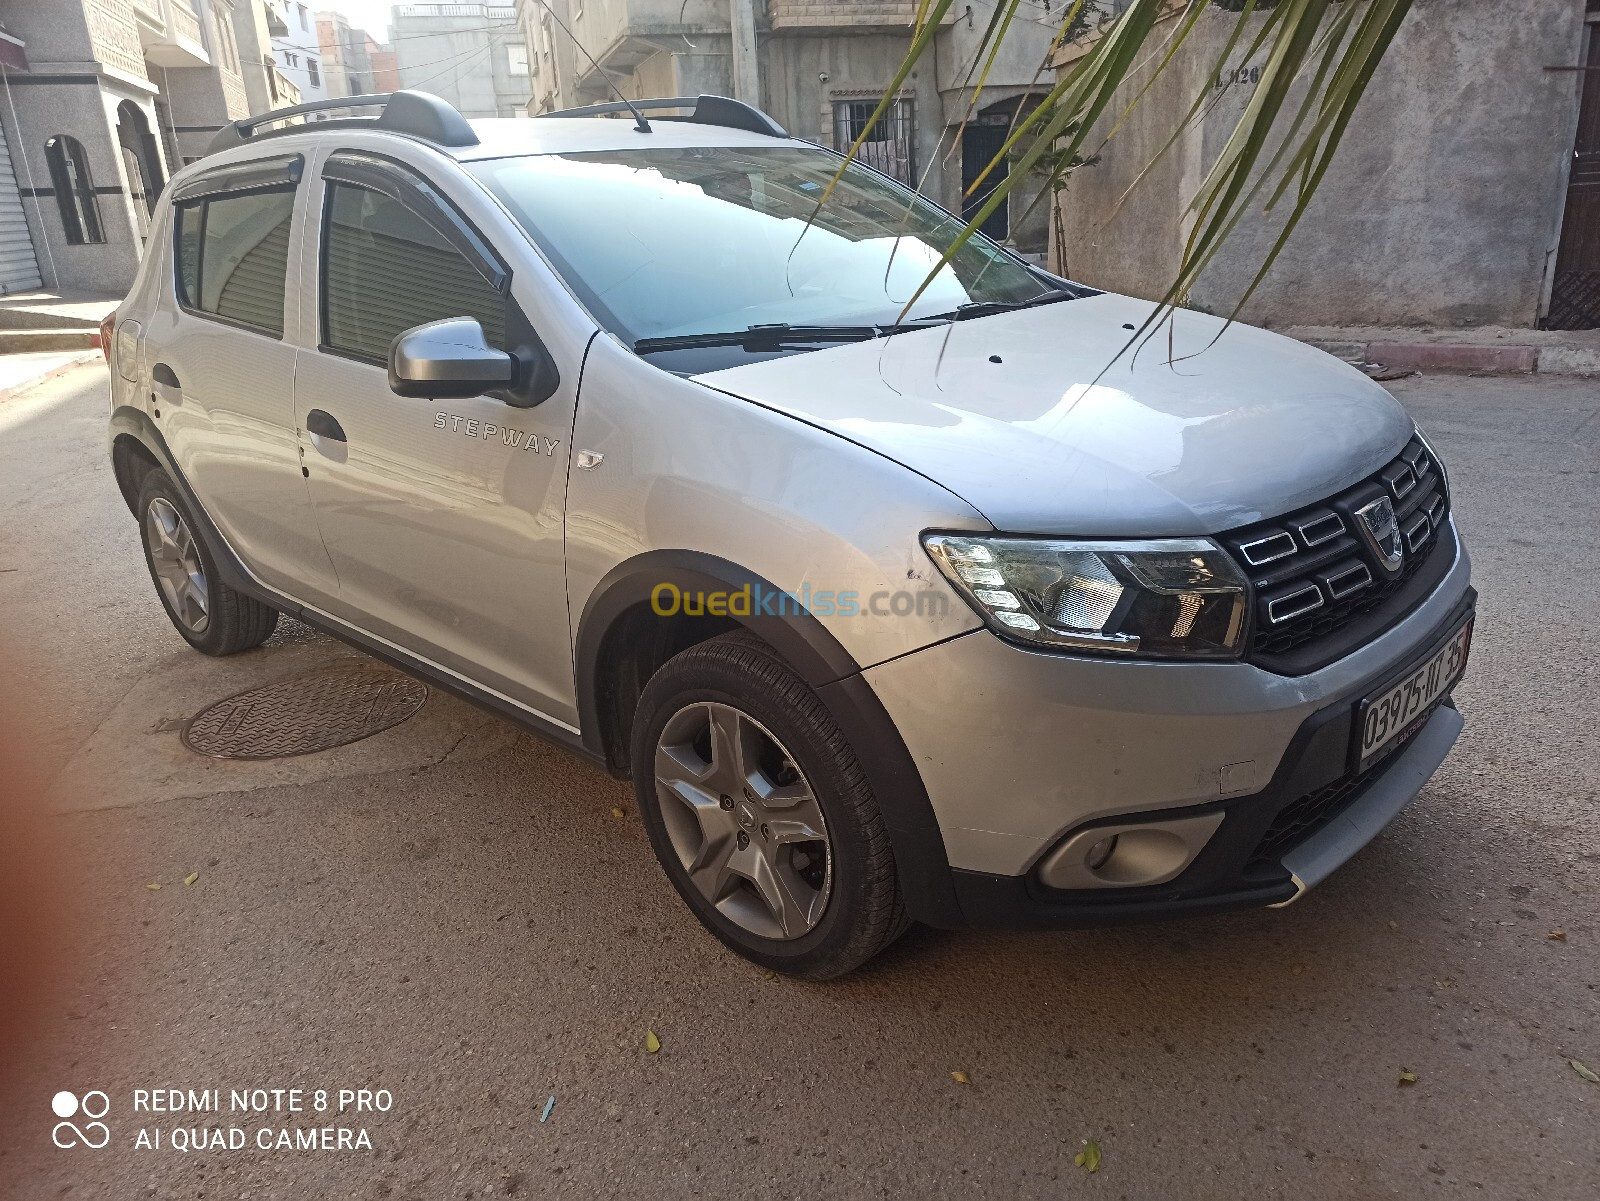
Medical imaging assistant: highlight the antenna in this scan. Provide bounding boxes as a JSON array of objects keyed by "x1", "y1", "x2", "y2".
[{"x1": 530, "y1": 0, "x2": 651, "y2": 133}]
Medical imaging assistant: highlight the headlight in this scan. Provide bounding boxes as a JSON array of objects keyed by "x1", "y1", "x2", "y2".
[{"x1": 923, "y1": 534, "x2": 1250, "y2": 659}]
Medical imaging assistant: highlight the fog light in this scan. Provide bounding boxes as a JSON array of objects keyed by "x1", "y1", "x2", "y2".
[
  {"x1": 1085, "y1": 835, "x2": 1118, "y2": 871},
  {"x1": 1036, "y1": 812, "x2": 1226, "y2": 890}
]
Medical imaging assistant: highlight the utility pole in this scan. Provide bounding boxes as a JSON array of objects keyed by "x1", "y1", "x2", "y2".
[{"x1": 729, "y1": 0, "x2": 759, "y2": 104}]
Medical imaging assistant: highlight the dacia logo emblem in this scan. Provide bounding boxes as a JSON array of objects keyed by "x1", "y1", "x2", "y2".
[{"x1": 1355, "y1": 495, "x2": 1404, "y2": 573}]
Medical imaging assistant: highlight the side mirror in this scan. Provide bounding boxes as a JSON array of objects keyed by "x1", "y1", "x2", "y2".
[{"x1": 388, "y1": 318, "x2": 515, "y2": 399}]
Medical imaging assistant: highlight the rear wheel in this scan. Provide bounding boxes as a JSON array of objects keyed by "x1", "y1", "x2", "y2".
[
  {"x1": 631, "y1": 631, "x2": 908, "y2": 978},
  {"x1": 137, "y1": 470, "x2": 278, "y2": 656}
]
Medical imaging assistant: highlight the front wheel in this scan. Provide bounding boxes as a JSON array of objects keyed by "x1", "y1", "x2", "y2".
[
  {"x1": 137, "y1": 470, "x2": 278, "y2": 656},
  {"x1": 630, "y1": 631, "x2": 908, "y2": 979}
]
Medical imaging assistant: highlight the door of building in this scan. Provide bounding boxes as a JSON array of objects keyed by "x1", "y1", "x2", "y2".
[
  {"x1": 961, "y1": 122, "x2": 1010, "y2": 242},
  {"x1": 1548, "y1": 19, "x2": 1600, "y2": 330}
]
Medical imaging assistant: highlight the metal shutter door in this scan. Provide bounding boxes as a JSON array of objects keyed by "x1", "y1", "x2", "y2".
[{"x1": 0, "y1": 119, "x2": 41, "y2": 294}]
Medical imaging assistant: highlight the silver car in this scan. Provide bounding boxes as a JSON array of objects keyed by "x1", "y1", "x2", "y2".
[{"x1": 105, "y1": 92, "x2": 1474, "y2": 977}]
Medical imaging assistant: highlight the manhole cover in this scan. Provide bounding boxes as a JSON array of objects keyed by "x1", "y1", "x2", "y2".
[{"x1": 182, "y1": 664, "x2": 428, "y2": 760}]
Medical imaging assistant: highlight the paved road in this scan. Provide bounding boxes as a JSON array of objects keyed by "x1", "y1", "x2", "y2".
[{"x1": 1, "y1": 364, "x2": 1596, "y2": 1199}]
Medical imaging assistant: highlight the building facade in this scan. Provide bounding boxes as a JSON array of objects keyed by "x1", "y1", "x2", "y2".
[
  {"x1": 392, "y1": 3, "x2": 528, "y2": 119},
  {"x1": 0, "y1": 0, "x2": 285, "y2": 294},
  {"x1": 269, "y1": 0, "x2": 327, "y2": 106},
  {"x1": 515, "y1": 0, "x2": 1060, "y2": 255},
  {"x1": 369, "y1": 40, "x2": 400, "y2": 92},
  {"x1": 233, "y1": 0, "x2": 303, "y2": 114},
  {"x1": 315, "y1": 9, "x2": 374, "y2": 97},
  {"x1": 1051, "y1": 0, "x2": 1597, "y2": 330}
]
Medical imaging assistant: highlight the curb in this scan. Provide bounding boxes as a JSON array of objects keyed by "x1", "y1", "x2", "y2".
[{"x1": 1301, "y1": 338, "x2": 1600, "y2": 377}]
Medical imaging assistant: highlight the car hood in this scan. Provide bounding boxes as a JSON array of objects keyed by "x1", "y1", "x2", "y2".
[{"x1": 693, "y1": 292, "x2": 1414, "y2": 536}]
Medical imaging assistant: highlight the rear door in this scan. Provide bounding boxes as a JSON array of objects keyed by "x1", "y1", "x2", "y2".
[
  {"x1": 140, "y1": 153, "x2": 339, "y2": 603},
  {"x1": 292, "y1": 149, "x2": 583, "y2": 727}
]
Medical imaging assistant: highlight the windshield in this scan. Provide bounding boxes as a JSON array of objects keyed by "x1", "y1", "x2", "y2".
[{"x1": 469, "y1": 145, "x2": 1056, "y2": 346}]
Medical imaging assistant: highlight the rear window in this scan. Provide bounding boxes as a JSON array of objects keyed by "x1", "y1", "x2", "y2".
[{"x1": 174, "y1": 188, "x2": 294, "y2": 334}]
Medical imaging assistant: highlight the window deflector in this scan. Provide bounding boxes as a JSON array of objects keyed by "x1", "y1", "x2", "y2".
[{"x1": 172, "y1": 154, "x2": 304, "y2": 204}]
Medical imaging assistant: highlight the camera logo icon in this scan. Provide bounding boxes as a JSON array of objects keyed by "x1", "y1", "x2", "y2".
[{"x1": 51, "y1": 1090, "x2": 110, "y2": 1149}]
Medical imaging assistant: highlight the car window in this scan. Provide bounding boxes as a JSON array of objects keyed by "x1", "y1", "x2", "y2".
[
  {"x1": 469, "y1": 146, "x2": 1050, "y2": 344},
  {"x1": 174, "y1": 188, "x2": 294, "y2": 334},
  {"x1": 321, "y1": 181, "x2": 506, "y2": 362}
]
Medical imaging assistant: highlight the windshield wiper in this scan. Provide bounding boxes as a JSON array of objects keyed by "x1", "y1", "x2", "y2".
[
  {"x1": 938, "y1": 287, "x2": 1081, "y2": 322},
  {"x1": 633, "y1": 321, "x2": 941, "y2": 355}
]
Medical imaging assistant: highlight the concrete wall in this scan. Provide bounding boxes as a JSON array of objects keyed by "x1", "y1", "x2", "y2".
[
  {"x1": 0, "y1": 76, "x2": 154, "y2": 292},
  {"x1": 761, "y1": 31, "x2": 944, "y2": 194},
  {"x1": 393, "y1": 4, "x2": 528, "y2": 117},
  {"x1": 1055, "y1": 0, "x2": 1590, "y2": 328}
]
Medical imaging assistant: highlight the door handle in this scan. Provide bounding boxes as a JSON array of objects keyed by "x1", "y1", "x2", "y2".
[
  {"x1": 305, "y1": 409, "x2": 347, "y2": 443},
  {"x1": 152, "y1": 362, "x2": 182, "y2": 406}
]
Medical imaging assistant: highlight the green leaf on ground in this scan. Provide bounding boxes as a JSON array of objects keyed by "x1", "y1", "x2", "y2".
[
  {"x1": 1074, "y1": 1139, "x2": 1101, "y2": 1173},
  {"x1": 146, "y1": 883, "x2": 161, "y2": 891},
  {"x1": 183, "y1": 872, "x2": 199, "y2": 886},
  {"x1": 1570, "y1": 1059, "x2": 1599, "y2": 1084},
  {"x1": 645, "y1": 1030, "x2": 661, "y2": 1054},
  {"x1": 1398, "y1": 1070, "x2": 1418, "y2": 1086}
]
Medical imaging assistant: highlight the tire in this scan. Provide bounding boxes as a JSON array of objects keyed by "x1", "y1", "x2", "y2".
[
  {"x1": 137, "y1": 469, "x2": 278, "y2": 656},
  {"x1": 631, "y1": 630, "x2": 909, "y2": 979}
]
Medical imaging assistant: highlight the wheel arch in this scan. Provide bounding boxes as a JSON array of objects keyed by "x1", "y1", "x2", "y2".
[
  {"x1": 107, "y1": 405, "x2": 255, "y2": 594},
  {"x1": 111, "y1": 429, "x2": 161, "y2": 517},
  {"x1": 575, "y1": 550, "x2": 861, "y2": 774},
  {"x1": 575, "y1": 550, "x2": 965, "y2": 928}
]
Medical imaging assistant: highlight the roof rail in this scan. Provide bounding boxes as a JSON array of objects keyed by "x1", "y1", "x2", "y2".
[
  {"x1": 543, "y1": 95, "x2": 787, "y2": 139},
  {"x1": 207, "y1": 90, "x2": 478, "y2": 156}
]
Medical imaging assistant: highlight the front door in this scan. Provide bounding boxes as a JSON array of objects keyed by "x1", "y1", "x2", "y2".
[
  {"x1": 294, "y1": 155, "x2": 580, "y2": 726},
  {"x1": 144, "y1": 158, "x2": 339, "y2": 604},
  {"x1": 1548, "y1": 20, "x2": 1600, "y2": 330}
]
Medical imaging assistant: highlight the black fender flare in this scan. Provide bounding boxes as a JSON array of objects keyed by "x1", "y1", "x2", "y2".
[
  {"x1": 574, "y1": 550, "x2": 965, "y2": 928},
  {"x1": 108, "y1": 405, "x2": 259, "y2": 597}
]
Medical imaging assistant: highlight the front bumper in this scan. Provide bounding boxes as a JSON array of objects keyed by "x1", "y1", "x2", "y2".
[{"x1": 862, "y1": 522, "x2": 1472, "y2": 928}]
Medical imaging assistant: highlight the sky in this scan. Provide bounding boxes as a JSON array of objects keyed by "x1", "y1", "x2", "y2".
[{"x1": 314, "y1": 1, "x2": 399, "y2": 43}]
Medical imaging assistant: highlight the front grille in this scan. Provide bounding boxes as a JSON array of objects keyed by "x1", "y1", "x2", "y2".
[
  {"x1": 1219, "y1": 436, "x2": 1449, "y2": 664},
  {"x1": 1248, "y1": 706, "x2": 1436, "y2": 868}
]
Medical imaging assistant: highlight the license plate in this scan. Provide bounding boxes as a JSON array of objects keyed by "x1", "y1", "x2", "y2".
[{"x1": 1356, "y1": 616, "x2": 1473, "y2": 772}]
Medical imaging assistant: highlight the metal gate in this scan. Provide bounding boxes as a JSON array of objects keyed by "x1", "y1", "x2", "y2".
[
  {"x1": 1548, "y1": 19, "x2": 1600, "y2": 330},
  {"x1": 0, "y1": 118, "x2": 42, "y2": 295},
  {"x1": 832, "y1": 98, "x2": 915, "y2": 185},
  {"x1": 961, "y1": 122, "x2": 1010, "y2": 241}
]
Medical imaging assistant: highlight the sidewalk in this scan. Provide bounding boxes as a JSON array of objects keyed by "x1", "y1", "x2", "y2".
[
  {"x1": 0, "y1": 350, "x2": 98, "y2": 399},
  {"x1": 1284, "y1": 324, "x2": 1600, "y2": 376},
  {"x1": 0, "y1": 290, "x2": 118, "y2": 356}
]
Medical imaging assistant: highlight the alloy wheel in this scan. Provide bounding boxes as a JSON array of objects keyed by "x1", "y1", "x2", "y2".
[
  {"x1": 653, "y1": 701, "x2": 833, "y2": 941},
  {"x1": 145, "y1": 496, "x2": 209, "y2": 634}
]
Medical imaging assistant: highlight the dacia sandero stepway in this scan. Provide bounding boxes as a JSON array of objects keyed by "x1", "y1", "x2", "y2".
[{"x1": 104, "y1": 91, "x2": 1473, "y2": 977}]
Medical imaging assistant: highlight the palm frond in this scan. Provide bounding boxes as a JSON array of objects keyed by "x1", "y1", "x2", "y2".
[{"x1": 842, "y1": 0, "x2": 1415, "y2": 351}]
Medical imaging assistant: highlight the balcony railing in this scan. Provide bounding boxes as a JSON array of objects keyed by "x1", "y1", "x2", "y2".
[
  {"x1": 135, "y1": 0, "x2": 211, "y2": 68},
  {"x1": 170, "y1": 2, "x2": 202, "y2": 44}
]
